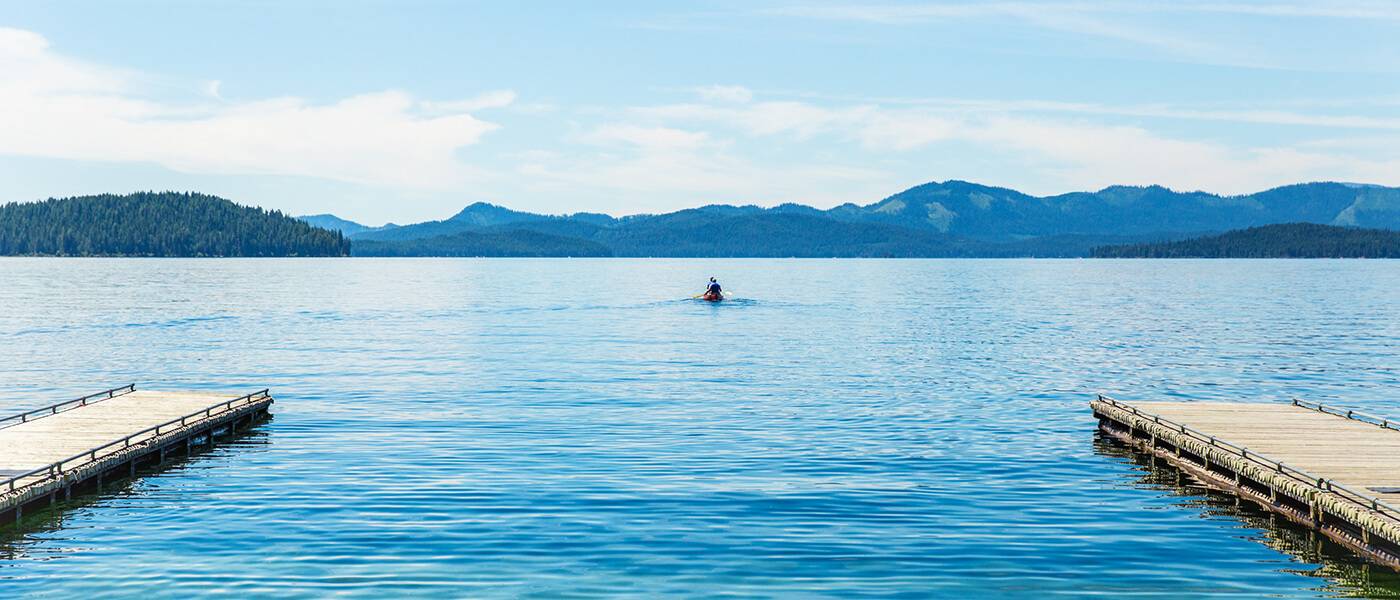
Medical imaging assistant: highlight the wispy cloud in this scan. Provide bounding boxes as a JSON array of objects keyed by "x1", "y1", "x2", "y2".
[
  {"x1": 618, "y1": 91, "x2": 1400, "y2": 196},
  {"x1": 694, "y1": 85, "x2": 755, "y2": 103},
  {"x1": 419, "y1": 90, "x2": 518, "y2": 114},
  {"x1": 580, "y1": 124, "x2": 713, "y2": 149},
  {"x1": 767, "y1": 1, "x2": 1400, "y2": 23},
  {"x1": 810, "y1": 95, "x2": 1400, "y2": 131},
  {"x1": 0, "y1": 27, "x2": 505, "y2": 189},
  {"x1": 764, "y1": 1, "x2": 1400, "y2": 69},
  {"x1": 1162, "y1": 2, "x2": 1400, "y2": 19},
  {"x1": 517, "y1": 119, "x2": 891, "y2": 211}
]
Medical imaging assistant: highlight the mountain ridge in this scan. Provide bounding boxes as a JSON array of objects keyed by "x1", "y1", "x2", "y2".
[
  {"x1": 302, "y1": 180, "x2": 1400, "y2": 257},
  {"x1": 298, "y1": 213, "x2": 400, "y2": 236}
]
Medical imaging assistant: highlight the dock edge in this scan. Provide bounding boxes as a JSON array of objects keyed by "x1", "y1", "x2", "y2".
[
  {"x1": 0, "y1": 386, "x2": 273, "y2": 528},
  {"x1": 1091, "y1": 394, "x2": 1400, "y2": 570}
]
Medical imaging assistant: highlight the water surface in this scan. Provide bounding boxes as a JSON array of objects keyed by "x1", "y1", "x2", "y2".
[{"x1": 0, "y1": 258, "x2": 1397, "y2": 598}]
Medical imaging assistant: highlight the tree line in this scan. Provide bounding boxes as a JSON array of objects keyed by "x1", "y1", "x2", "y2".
[
  {"x1": 1090, "y1": 223, "x2": 1400, "y2": 258},
  {"x1": 0, "y1": 192, "x2": 349, "y2": 257}
]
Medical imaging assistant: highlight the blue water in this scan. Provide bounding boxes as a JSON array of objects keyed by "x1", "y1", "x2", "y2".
[{"x1": 0, "y1": 258, "x2": 1397, "y2": 598}]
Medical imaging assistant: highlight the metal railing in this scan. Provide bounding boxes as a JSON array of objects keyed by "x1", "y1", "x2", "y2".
[
  {"x1": 1096, "y1": 394, "x2": 1400, "y2": 521},
  {"x1": 1293, "y1": 398, "x2": 1400, "y2": 432},
  {"x1": 0, "y1": 384, "x2": 136, "y2": 431},
  {"x1": 2, "y1": 389, "x2": 271, "y2": 494}
]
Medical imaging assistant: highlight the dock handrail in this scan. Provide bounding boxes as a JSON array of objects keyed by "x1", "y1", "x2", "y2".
[
  {"x1": 1096, "y1": 394, "x2": 1400, "y2": 522},
  {"x1": 0, "y1": 384, "x2": 137, "y2": 431},
  {"x1": 2, "y1": 389, "x2": 271, "y2": 494},
  {"x1": 1292, "y1": 398, "x2": 1400, "y2": 433}
]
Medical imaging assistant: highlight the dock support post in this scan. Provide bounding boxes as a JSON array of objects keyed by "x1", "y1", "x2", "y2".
[
  {"x1": 128, "y1": 461, "x2": 135, "y2": 479},
  {"x1": 14, "y1": 504, "x2": 20, "y2": 524}
]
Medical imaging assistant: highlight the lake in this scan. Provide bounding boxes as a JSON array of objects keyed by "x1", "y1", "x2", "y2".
[{"x1": 1, "y1": 258, "x2": 1397, "y2": 598}]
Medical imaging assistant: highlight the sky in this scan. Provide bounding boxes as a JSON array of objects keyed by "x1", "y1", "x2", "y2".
[{"x1": 3, "y1": 1, "x2": 1400, "y2": 224}]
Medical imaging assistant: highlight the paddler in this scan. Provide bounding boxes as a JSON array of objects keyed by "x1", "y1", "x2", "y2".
[{"x1": 703, "y1": 277, "x2": 723, "y2": 301}]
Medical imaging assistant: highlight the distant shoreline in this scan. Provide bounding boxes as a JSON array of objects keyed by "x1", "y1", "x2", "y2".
[
  {"x1": 2, "y1": 255, "x2": 1394, "y2": 260},
  {"x1": 1090, "y1": 223, "x2": 1400, "y2": 259},
  {"x1": 7, "y1": 184, "x2": 1399, "y2": 258}
]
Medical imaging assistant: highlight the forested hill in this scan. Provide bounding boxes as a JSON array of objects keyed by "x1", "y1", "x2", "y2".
[
  {"x1": 1090, "y1": 223, "x2": 1400, "y2": 258},
  {"x1": 13, "y1": 181, "x2": 1400, "y2": 258},
  {"x1": 326, "y1": 180, "x2": 1400, "y2": 257},
  {"x1": 0, "y1": 192, "x2": 349, "y2": 257}
]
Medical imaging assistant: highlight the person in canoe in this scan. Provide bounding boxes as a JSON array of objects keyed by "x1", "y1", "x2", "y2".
[{"x1": 701, "y1": 277, "x2": 723, "y2": 302}]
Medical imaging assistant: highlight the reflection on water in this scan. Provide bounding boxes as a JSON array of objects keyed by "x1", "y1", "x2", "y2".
[
  {"x1": 0, "y1": 428, "x2": 272, "y2": 563},
  {"x1": 1095, "y1": 434, "x2": 1400, "y2": 599}
]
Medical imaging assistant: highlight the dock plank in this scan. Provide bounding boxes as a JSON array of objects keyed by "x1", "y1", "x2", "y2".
[
  {"x1": 0, "y1": 391, "x2": 238, "y2": 471},
  {"x1": 0, "y1": 386, "x2": 272, "y2": 526},
  {"x1": 1126, "y1": 401, "x2": 1400, "y2": 495},
  {"x1": 1092, "y1": 397, "x2": 1400, "y2": 570}
]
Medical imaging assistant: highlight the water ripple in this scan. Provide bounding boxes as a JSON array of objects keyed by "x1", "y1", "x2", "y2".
[{"x1": 0, "y1": 258, "x2": 1396, "y2": 598}]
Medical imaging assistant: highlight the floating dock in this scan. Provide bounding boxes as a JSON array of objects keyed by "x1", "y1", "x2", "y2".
[
  {"x1": 1092, "y1": 396, "x2": 1400, "y2": 569},
  {"x1": 0, "y1": 384, "x2": 272, "y2": 527}
]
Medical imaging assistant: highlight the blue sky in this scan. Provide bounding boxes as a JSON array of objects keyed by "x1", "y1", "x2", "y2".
[{"x1": 3, "y1": 1, "x2": 1400, "y2": 224}]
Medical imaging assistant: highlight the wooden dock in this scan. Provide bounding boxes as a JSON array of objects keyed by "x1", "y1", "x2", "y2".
[
  {"x1": 1092, "y1": 395, "x2": 1400, "y2": 569},
  {"x1": 0, "y1": 384, "x2": 272, "y2": 527}
]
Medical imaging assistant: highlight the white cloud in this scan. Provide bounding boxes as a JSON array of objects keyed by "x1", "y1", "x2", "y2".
[
  {"x1": 619, "y1": 92, "x2": 1400, "y2": 197},
  {"x1": 807, "y1": 94, "x2": 1400, "y2": 131},
  {"x1": 695, "y1": 85, "x2": 753, "y2": 103},
  {"x1": 0, "y1": 28, "x2": 127, "y2": 95},
  {"x1": 581, "y1": 124, "x2": 712, "y2": 149},
  {"x1": 764, "y1": 2, "x2": 1400, "y2": 69},
  {"x1": 0, "y1": 27, "x2": 504, "y2": 189},
  {"x1": 5, "y1": 23, "x2": 1398, "y2": 216},
  {"x1": 767, "y1": 2, "x2": 1223, "y2": 61},
  {"x1": 517, "y1": 120, "x2": 890, "y2": 211},
  {"x1": 419, "y1": 89, "x2": 518, "y2": 114},
  {"x1": 634, "y1": 101, "x2": 874, "y2": 139},
  {"x1": 768, "y1": 2, "x2": 1400, "y2": 23},
  {"x1": 1160, "y1": 2, "x2": 1400, "y2": 20}
]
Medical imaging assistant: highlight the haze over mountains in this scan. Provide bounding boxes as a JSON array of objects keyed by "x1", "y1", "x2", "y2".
[{"x1": 306, "y1": 181, "x2": 1400, "y2": 257}]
